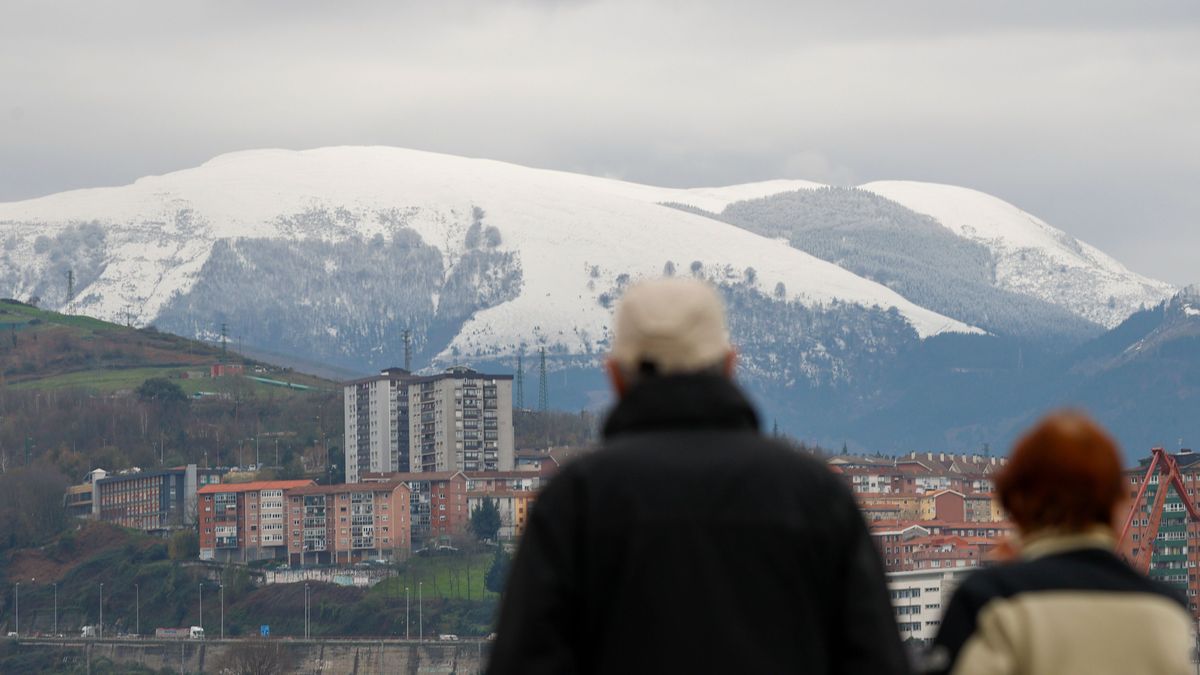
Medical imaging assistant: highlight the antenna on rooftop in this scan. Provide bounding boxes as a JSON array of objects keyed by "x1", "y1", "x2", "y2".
[
  {"x1": 403, "y1": 329, "x2": 412, "y2": 371},
  {"x1": 515, "y1": 352, "x2": 525, "y2": 409},
  {"x1": 538, "y1": 347, "x2": 548, "y2": 413}
]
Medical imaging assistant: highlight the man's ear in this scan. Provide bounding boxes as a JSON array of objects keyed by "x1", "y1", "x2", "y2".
[
  {"x1": 723, "y1": 349, "x2": 737, "y2": 378},
  {"x1": 606, "y1": 359, "x2": 628, "y2": 398}
]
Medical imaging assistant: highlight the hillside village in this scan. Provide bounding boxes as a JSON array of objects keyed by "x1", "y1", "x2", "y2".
[{"x1": 2, "y1": 302, "x2": 1199, "y2": 652}]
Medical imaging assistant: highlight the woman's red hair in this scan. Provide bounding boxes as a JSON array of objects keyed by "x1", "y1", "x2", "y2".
[{"x1": 997, "y1": 411, "x2": 1124, "y2": 534}]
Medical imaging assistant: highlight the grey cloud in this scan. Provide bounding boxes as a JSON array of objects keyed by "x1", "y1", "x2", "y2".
[{"x1": 1, "y1": 0, "x2": 1198, "y2": 284}]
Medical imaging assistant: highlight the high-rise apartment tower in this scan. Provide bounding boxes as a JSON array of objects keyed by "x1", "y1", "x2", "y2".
[
  {"x1": 343, "y1": 368, "x2": 413, "y2": 483},
  {"x1": 344, "y1": 366, "x2": 514, "y2": 482},
  {"x1": 409, "y1": 366, "x2": 515, "y2": 473}
]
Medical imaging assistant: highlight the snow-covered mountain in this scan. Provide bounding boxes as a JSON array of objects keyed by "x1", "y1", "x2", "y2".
[
  {"x1": 859, "y1": 181, "x2": 1173, "y2": 329},
  {"x1": 0, "y1": 146, "x2": 1171, "y2": 382},
  {"x1": 661, "y1": 182, "x2": 1172, "y2": 341},
  {"x1": 0, "y1": 147, "x2": 974, "y2": 371},
  {"x1": 1, "y1": 146, "x2": 1191, "y2": 452}
]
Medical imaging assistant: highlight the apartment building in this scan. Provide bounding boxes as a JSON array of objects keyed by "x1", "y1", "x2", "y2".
[
  {"x1": 344, "y1": 366, "x2": 515, "y2": 482},
  {"x1": 65, "y1": 469, "x2": 108, "y2": 518},
  {"x1": 1123, "y1": 449, "x2": 1200, "y2": 614},
  {"x1": 89, "y1": 465, "x2": 223, "y2": 531},
  {"x1": 466, "y1": 491, "x2": 536, "y2": 539},
  {"x1": 285, "y1": 480, "x2": 411, "y2": 566},
  {"x1": 830, "y1": 452, "x2": 1005, "y2": 496},
  {"x1": 408, "y1": 367, "x2": 514, "y2": 474},
  {"x1": 887, "y1": 567, "x2": 975, "y2": 642},
  {"x1": 343, "y1": 367, "x2": 414, "y2": 483},
  {"x1": 198, "y1": 480, "x2": 314, "y2": 562},
  {"x1": 361, "y1": 468, "x2": 541, "y2": 546}
]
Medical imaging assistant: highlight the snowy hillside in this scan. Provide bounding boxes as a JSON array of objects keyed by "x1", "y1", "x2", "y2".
[
  {"x1": 3, "y1": 146, "x2": 1193, "y2": 452},
  {"x1": 859, "y1": 181, "x2": 1174, "y2": 328},
  {"x1": 0, "y1": 147, "x2": 975, "y2": 372}
]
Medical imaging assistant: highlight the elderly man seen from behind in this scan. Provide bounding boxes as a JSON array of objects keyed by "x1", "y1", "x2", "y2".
[{"x1": 487, "y1": 277, "x2": 909, "y2": 675}]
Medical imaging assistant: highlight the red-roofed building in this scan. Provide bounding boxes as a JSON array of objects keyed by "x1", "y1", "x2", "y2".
[
  {"x1": 871, "y1": 519, "x2": 1014, "y2": 573},
  {"x1": 210, "y1": 363, "x2": 245, "y2": 378},
  {"x1": 362, "y1": 469, "x2": 546, "y2": 546},
  {"x1": 363, "y1": 471, "x2": 471, "y2": 547},
  {"x1": 198, "y1": 480, "x2": 314, "y2": 562},
  {"x1": 920, "y1": 489, "x2": 966, "y2": 522},
  {"x1": 285, "y1": 480, "x2": 411, "y2": 566}
]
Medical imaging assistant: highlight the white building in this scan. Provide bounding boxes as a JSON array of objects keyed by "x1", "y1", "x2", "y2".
[
  {"x1": 344, "y1": 368, "x2": 414, "y2": 483},
  {"x1": 409, "y1": 366, "x2": 515, "y2": 474},
  {"x1": 345, "y1": 366, "x2": 515, "y2": 483},
  {"x1": 886, "y1": 567, "x2": 975, "y2": 642}
]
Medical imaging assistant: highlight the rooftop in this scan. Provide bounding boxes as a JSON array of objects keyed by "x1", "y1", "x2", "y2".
[{"x1": 198, "y1": 479, "x2": 313, "y2": 494}]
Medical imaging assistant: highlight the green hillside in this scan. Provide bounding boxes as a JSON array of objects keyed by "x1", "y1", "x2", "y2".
[
  {"x1": 0, "y1": 521, "x2": 497, "y2": 644},
  {"x1": 0, "y1": 298, "x2": 331, "y2": 394},
  {"x1": 0, "y1": 299, "x2": 345, "y2": 485}
]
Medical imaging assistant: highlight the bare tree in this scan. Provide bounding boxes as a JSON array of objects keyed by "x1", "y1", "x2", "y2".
[{"x1": 215, "y1": 640, "x2": 296, "y2": 675}]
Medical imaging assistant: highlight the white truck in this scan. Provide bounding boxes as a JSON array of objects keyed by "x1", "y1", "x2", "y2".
[
  {"x1": 81, "y1": 626, "x2": 97, "y2": 638},
  {"x1": 155, "y1": 626, "x2": 204, "y2": 640}
]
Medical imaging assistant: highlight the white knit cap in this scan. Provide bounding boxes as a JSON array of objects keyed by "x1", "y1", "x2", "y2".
[{"x1": 610, "y1": 277, "x2": 732, "y2": 375}]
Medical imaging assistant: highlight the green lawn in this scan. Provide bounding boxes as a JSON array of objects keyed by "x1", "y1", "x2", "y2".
[
  {"x1": 7, "y1": 366, "x2": 187, "y2": 391},
  {"x1": 371, "y1": 551, "x2": 499, "y2": 602},
  {"x1": 10, "y1": 366, "x2": 326, "y2": 399},
  {"x1": 0, "y1": 301, "x2": 116, "y2": 331}
]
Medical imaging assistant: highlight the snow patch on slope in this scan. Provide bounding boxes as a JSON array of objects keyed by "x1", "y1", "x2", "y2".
[
  {"x1": 860, "y1": 181, "x2": 1174, "y2": 328},
  {"x1": 0, "y1": 147, "x2": 976, "y2": 352}
]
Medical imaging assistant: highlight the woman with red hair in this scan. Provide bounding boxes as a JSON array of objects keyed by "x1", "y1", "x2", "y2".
[{"x1": 926, "y1": 411, "x2": 1193, "y2": 674}]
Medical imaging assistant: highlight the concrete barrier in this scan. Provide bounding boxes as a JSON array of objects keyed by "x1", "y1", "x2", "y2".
[{"x1": 10, "y1": 637, "x2": 490, "y2": 674}]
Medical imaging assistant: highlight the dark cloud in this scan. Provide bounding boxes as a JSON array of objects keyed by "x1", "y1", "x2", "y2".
[{"x1": 1, "y1": 0, "x2": 1197, "y2": 284}]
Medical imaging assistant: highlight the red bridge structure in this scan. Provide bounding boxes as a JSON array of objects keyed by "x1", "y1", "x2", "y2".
[{"x1": 1118, "y1": 447, "x2": 1200, "y2": 615}]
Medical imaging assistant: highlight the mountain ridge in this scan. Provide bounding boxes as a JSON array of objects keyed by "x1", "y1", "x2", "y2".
[
  {"x1": 1, "y1": 146, "x2": 1191, "y2": 456},
  {"x1": 0, "y1": 146, "x2": 981, "y2": 363}
]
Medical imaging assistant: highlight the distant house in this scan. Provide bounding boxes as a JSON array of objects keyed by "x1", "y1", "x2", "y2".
[{"x1": 210, "y1": 363, "x2": 245, "y2": 378}]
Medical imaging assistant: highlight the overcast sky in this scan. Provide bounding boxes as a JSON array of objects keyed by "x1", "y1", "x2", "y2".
[{"x1": 2, "y1": 1, "x2": 1198, "y2": 284}]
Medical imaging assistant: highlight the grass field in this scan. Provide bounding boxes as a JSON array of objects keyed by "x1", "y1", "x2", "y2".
[
  {"x1": 0, "y1": 300, "x2": 122, "y2": 332},
  {"x1": 7, "y1": 366, "x2": 186, "y2": 391},
  {"x1": 10, "y1": 367, "x2": 328, "y2": 397},
  {"x1": 372, "y1": 551, "x2": 499, "y2": 602},
  {"x1": 0, "y1": 299, "x2": 336, "y2": 396}
]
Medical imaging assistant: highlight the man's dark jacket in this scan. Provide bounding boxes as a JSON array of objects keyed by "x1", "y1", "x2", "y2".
[{"x1": 487, "y1": 374, "x2": 909, "y2": 674}]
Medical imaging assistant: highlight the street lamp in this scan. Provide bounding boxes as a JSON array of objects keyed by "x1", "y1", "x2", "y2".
[
  {"x1": 99, "y1": 582, "x2": 104, "y2": 639},
  {"x1": 303, "y1": 583, "x2": 310, "y2": 639},
  {"x1": 134, "y1": 584, "x2": 139, "y2": 637},
  {"x1": 219, "y1": 583, "x2": 224, "y2": 640},
  {"x1": 13, "y1": 582, "x2": 17, "y2": 638},
  {"x1": 418, "y1": 581, "x2": 423, "y2": 642},
  {"x1": 198, "y1": 584, "x2": 203, "y2": 635},
  {"x1": 53, "y1": 583, "x2": 57, "y2": 636},
  {"x1": 405, "y1": 586, "x2": 410, "y2": 640}
]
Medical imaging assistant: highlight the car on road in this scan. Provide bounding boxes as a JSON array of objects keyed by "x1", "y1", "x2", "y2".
[{"x1": 438, "y1": 634, "x2": 459, "y2": 642}]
